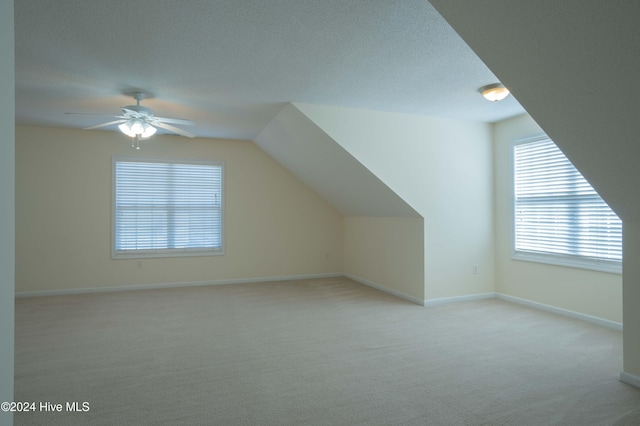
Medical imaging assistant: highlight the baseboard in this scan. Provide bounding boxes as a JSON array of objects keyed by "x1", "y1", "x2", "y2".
[
  {"x1": 424, "y1": 292, "x2": 496, "y2": 307},
  {"x1": 343, "y1": 273, "x2": 424, "y2": 306},
  {"x1": 13, "y1": 276, "x2": 625, "y2": 333},
  {"x1": 620, "y1": 372, "x2": 640, "y2": 389},
  {"x1": 496, "y1": 293, "x2": 623, "y2": 331},
  {"x1": 14, "y1": 272, "x2": 343, "y2": 298}
]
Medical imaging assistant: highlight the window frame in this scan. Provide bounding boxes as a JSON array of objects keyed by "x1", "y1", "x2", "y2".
[
  {"x1": 510, "y1": 134, "x2": 621, "y2": 274},
  {"x1": 112, "y1": 156, "x2": 225, "y2": 259}
]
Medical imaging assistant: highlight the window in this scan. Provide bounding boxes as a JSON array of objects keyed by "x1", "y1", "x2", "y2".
[
  {"x1": 512, "y1": 136, "x2": 621, "y2": 273},
  {"x1": 113, "y1": 158, "x2": 223, "y2": 258}
]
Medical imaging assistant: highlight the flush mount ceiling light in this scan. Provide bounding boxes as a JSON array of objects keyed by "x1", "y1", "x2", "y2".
[{"x1": 478, "y1": 83, "x2": 510, "y2": 102}]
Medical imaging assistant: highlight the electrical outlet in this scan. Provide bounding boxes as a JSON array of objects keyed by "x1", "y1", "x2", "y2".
[
  {"x1": 473, "y1": 265, "x2": 478, "y2": 275},
  {"x1": 136, "y1": 260, "x2": 142, "y2": 269}
]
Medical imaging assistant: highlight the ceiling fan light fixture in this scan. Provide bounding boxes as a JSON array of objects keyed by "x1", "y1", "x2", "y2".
[
  {"x1": 141, "y1": 122, "x2": 157, "y2": 139},
  {"x1": 118, "y1": 121, "x2": 136, "y2": 138},
  {"x1": 119, "y1": 118, "x2": 157, "y2": 139},
  {"x1": 130, "y1": 119, "x2": 145, "y2": 135},
  {"x1": 479, "y1": 83, "x2": 510, "y2": 102}
]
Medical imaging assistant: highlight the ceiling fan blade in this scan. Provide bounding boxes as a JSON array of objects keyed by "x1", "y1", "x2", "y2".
[
  {"x1": 65, "y1": 112, "x2": 123, "y2": 118},
  {"x1": 84, "y1": 119, "x2": 127, "y2": 130},
  {"x1": 154, "y1": 121, "x2": 195, "y2": 138},
  {"x1": 154, "y1": 116, "x2": 195, "y2": 126}
]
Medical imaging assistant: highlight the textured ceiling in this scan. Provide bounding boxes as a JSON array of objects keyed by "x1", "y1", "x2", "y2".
[
  {"x1": 15, "y1": 0, "x2": 524, "y2": 140},
  {"x1": 430, "y1": 0, "x2": 640, "y2": 221}
]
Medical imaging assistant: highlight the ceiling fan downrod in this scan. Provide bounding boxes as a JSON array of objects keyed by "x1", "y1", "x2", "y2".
[{"x1": 131, "y1": 91, "x2": 146, "y2": 106}]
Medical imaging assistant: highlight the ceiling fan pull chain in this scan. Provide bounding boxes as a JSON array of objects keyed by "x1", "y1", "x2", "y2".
[{"x1": 130, "y1": 135, "x2": 141, "y2": 150}]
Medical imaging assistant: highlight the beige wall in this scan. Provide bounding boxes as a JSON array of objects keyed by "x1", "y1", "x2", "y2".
[
  {"x1": 494, "y1": 115, "x2": 622, "y2": 323},
  {"x1": 344, "y1": 216, "x2": 424, "y2": 302},
  {"x1": 0, "y1": 1, "x2": 15, "y2": 423},
  {"x1": 16, "y1": 126, "x2": 344, "y2": 293}
]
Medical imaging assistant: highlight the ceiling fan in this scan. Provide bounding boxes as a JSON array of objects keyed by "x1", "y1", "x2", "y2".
[{"x1": 67, "y1": 92, "x2": 195, "y2": 148}]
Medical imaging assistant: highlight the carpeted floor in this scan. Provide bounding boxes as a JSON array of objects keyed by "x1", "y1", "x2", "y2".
[{"x1": 14, "y1": 277, "x2": 640, "y2": 425}]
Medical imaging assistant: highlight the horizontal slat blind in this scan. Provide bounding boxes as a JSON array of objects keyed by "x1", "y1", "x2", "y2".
[
  {"x1": 513, "y1": 138, "x2": 621, "y2": 263},
  {"x1": 114, "y1": 159, "x2": 223, "y2": 256}
]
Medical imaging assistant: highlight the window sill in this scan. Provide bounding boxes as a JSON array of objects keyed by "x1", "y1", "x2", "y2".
[
  {"x1": 112, "y1": 249, "x2": 225, "y2": 260},
  {"x1": 512, "y1": 252, "x2": 622, "y2": 274}
]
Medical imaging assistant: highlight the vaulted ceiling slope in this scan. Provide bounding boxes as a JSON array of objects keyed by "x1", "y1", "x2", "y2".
[
  {"x1": 14, "y1": 0, "x2": 524, "y2": 141},
  {"x1": 254, "y1": 104, "x2": 420, "y2": 217},
  {"x1": 430, "y1": 0, "x2": 640, "y2": 221}
]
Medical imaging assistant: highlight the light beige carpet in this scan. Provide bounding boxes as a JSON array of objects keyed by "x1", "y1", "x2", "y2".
[{"x1": 14, "y1": 277, "x2": 640, "y2": 425}]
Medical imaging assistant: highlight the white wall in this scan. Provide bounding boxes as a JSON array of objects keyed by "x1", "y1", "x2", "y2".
[
  {"x1": 344, "y1": 217, "x2": 424, "y2": 303},
  {"x1": 15, "y1": 126, "x2": 344, "y2": 293},
  {"x1": 494, "y1": 114, "x2": 622, "y2": 323},
  {"x1": 0, "y1": 1, "x2": 14, "y2": 424},
  {"x1": 296, "y1": 103, "x2": 495, "y2": 300}
]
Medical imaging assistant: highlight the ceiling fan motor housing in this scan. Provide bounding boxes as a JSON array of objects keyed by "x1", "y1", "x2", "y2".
[{"x1": 123, "y1": 105, "x2": 154, "y2": 118}]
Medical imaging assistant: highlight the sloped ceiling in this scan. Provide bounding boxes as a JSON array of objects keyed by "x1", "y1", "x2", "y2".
[
  {"x1": 14, "y1": 0, "x2": 524, "y2": 141},
  {"x1": 254, "y1": 104, "x2": 420, "y2": 217},
  {"x1": 430, "y1": 0, "x2": 640, "y2": 221}
]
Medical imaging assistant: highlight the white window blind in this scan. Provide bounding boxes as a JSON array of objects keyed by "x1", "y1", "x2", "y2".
[
  {"x1": 113, "y1": 158, "x2": 223, "y2": 258},
  {"x1": 512, "y1": 137, "x2": 621, "y2": 271}
]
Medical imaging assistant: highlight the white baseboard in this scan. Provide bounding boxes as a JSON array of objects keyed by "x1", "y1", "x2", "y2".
[
  {"x1": 620, "y1": 372, "x2": 640, "y2": 389},
  {"x1": 424, "y1": 292, "x2": 496, "y2": 307},
  {"x1": 344, "y1": 273, "x2": 424, "y2": 306},
  {"x1": 496, "y1": 293, "x2": 623, "y2": 331},
  {"x1": 14, "y1": 272, "x2": 343, "y2": 298}
]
